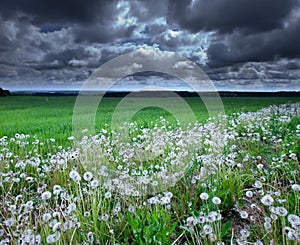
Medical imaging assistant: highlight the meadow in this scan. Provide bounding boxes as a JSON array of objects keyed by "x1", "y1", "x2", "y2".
[
  {"x1": 1, "y1": 96, "x2": 300, "y2": 144},
  {"x1": 0, "y1": 96, "x2": 300, "y2": 244}
]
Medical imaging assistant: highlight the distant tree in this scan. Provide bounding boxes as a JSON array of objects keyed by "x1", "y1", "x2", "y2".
[{"x1": 0, "y1": 87, "x2": 10, "y2": 97}]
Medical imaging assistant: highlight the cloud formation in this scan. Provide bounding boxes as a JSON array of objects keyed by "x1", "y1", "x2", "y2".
[{"x1": 0, "y1": 0, "x2": 299, "y2": 91}]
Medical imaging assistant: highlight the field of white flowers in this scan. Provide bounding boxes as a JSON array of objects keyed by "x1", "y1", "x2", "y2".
[{"x1": 0, "y1": 102, "x2": 299, "y2": 244}]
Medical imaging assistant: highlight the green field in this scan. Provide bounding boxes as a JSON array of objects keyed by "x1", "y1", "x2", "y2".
[
  {"x1": 0, "y1": 96, "x2": 300, "y2": 244},
  {"x1": 1, "y1": 96, "x2": 299, "y2": 143}
]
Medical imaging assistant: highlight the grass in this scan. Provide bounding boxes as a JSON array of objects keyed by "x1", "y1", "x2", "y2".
[
  {"x1": 0, "y1": 96, "x2": 299, "y2": 244},
  {"x1": 0, "y1": 96, "x2": 299, "y2": 144}
]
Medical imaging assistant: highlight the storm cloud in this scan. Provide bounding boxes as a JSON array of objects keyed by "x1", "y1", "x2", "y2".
[{"x1": 0, "y1": 0, "x2": 299, "y2": 91}]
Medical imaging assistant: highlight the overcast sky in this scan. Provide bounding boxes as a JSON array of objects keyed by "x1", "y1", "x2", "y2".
[{"x1": 0, "y1": 0, "x2": 300, "y2": 91}]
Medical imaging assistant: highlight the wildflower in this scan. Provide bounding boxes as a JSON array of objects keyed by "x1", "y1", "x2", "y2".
[
  {"x1": 261, "y1": 194, "x2": 274, "y2": 206},
  {"x1": 53, "y1": 185, "x2": 61, "y2": 195},
  {"x1": 87, "y1": 232, "x2": 94, "y2": 242},
  {"x1": 206, "y1": 212, "x2": 216, "y2": 223},
  {"x1": 254, "y1": 240, "x2": 263, "y2": 245},
  {"x1": 212, "y1": 197, "x2": 221, "y2": 205},
  {"x1": 41, "y1": 191, "x2": 52, "y2": 200},
  {"x1": 275, "y1": 207, "x2": 288, "y2": 217},
  {"x1": 186, "y1": 216, "x2": 197, "y2": 227},
  {"x1": 69, "y1": 170, "x2": 81, "y2": 182},
  {"x1": 203, "y1": 224, "x2": 213, "y2": 235},
  {"x1": 105, "y1": 191, "x2": 112, "y2": 199},
  {"x1": 254, "y1": 180, "x2": 262, "y2": 188},
  {"x1": 4, "y1": 217, "x2": 15, "y2": 227},
  {"x1": 200, "y1": 192, "x2": 209, "y2": 200},
  {"x1": 83, "y1": 172, "x2": 93, "y2": 181},
  {"x1": 161, "y1": 196, "x2": 171, "y2": 205},
  {"x1": 288, "y1": 214, "x2": 300, "y2": 224},
  {"x1": 264, "y1": 222, "x2": 272, "y2": 231},
  {"x1": 287, "y1": 230, "x2": 299, "y2": 241},
  {"x1": 67, "y1": 136, "x2": 74, "y2": 141},
  {"x1": 52, "y1": 222, "x2": 62, "y2": 232},
  {"x1": 90, "y1": 179, "x2": 99, "y2": 188},
  {"x1": 291, "y1": 184, "x2": 300, "y2": 192},
  {"x1": 99, "y1": 214, "x2": 109, "y2": 221},
  {"x1": 245, "y1": 190, "x2": 253, "y2": 198},
  {"x1": 270, "y1": 214, "x2": 278, "y2": 220},
  {"x1": 67, "y1": 203, "x2": 76, "y2": 214},
  {"x1": 42, "y1": 213, "x2": 52, "y2": 222},
  {"x1": 240, "y1": 229, "x2": 250, "y2": 238},
  {"x1": 164, "y1": 192, "x2": 173, "y2": 199},
  {"x1": 128, "y1": 205, "x2": 135, "y2": 213},
  {"x1": 46, "y1": 233, "x2": 60, "y2": 244},
  {"x1": 240, "y1": 211, "x2": 248, "y2": 219}
]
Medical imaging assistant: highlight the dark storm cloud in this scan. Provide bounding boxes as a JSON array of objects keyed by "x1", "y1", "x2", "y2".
[
  {"x1": 129, "y1": 0, "x2": 168, "y2": 22},
  {"x1": 207, "y1": 17, "x2": 300, "y2": 67},
  {"x1": 168, "y1": 0, "x2": 300, "y2": 68},
  {"x1": 0, "y1": 0, "x2": 113, "y2": 24},
  {"x1": 168, "y1": 0, "x2": 296, "y2": 33},
  {"x1": 0, "y1": 0, "x2": 299, "y2": 91}
]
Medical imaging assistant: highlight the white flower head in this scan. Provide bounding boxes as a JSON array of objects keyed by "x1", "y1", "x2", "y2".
[
  {"x1": 200, "y1": 192, "x2": 209, "y2": 200},
  {"x1": 291, "y1": 184, "x2": 300, "y2": 192},
  {"x1": 246, "y1": 190, "x2": 253, "y2": 198},
  {"x1": 240, "y1": 211, "x2": 249, "y2": 219},
  {"x1": 46, "y1": 233, "x2": 60, "y2": 244},
  {"x1": 212, "y1": 196, "x2": 221, "y2": 205},
  {"x1": 41, "y1": 191, "x2": 52, "y2": 200},
  {"x1": 69, "y1": 170, "x2": 81, "y2": 182},
  {"x1": 105, "y1": 191, "x2": 112, "y2": 199},
  {"x1": 261, "y1": 194, "x2": 274, "y2": 206},
  {"x1": 83, "y1": 172, "x2": 93, "y2": 181},
  {"x1": 203, "y1": 224, "x2": 213, "y2": 235}
]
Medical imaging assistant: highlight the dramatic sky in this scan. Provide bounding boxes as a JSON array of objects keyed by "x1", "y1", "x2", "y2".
[{"x1": 0, "y1": 0, "x2": 300, "y2": 91}]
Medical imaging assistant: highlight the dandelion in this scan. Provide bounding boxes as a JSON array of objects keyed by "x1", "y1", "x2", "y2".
[
  {"x1": 287, "y1": 230, "x2": 299, "y2": 241},
  {"x1": 53, "y1": 185, "x2": 61, "y2": 195},
  {"x1": 291, "y1": 184, "x2": 300, "y2": 192},
  {"x1": 203, "y1": 224, "x2": 213, "y2": 235},
  {"x1": 186, "y1": 216, "x2": 197, "y2": 227},
  {"x1": 83, "y1": 172, "x2": 93, "y2": 181},
  {"x1": 52, "y1": 222, "x2": 62, "y2": 232},
  {"x1": 46, "y1": 233, "x2": 60, "y2": 244},
  {"x1": 67, "y1": 203, "x2": 76, "y2": 214},
  {"x1": 90, "y1": 179, "x2": 99, "y2": 188},
  {"x1": 161, "y1": 196, "x2": 171, "y2": 205},
  {"x1": 128, "y1": 205, "x2": 135, "y2": 213},
  {"x1": 246, "y1": 190, "x2": 253, "y2": 198},
  {"x1": 264, "y1": 222, "x2": 272, "y2": 231},
  {"x1": 254, "y1": 180, "x2": 262, "y2": 188},
  {"x1": 288, "y1": 214, "x2": 300, "y2": 224},
  {"x1": 99, "y1": 214, "x2": 109, "y2": 221},
  {"x1": 68, "y1": 136, "x2": 74, "y2": 141},
  {"x1": 42, "y1": 213, "x2": 52, "y2": 222},
  {"x1": 254, "y1": 240, "x2": 263, "y2": 245},
  {"x1": 212, "y1": 196, "x2": 221, "y2": 205},
  {"x1": 261, "y1": 194, "x2": 274, "y2": 206},
  {"x1": 200, "y1": 192, "x2": 209, "y2": 200},
  {"x1": 105, "y1": 191, "x2": 112, "y2": 199},
  {"x1": 4, "y1": 217, "x2": 15, "y2": 227},
  {"x1": 270, "y1": 214, "x2": 278, "y2": 220},
  {"x1": 69, "y1": 170, "x2": 81, "y2": 182},
  {"x1": 164, "y1": 192, "x2": 173, "y2": 199},
  {"x1": 240, "y1": 229, "x2": 250, "y2": 238},
  {"x1": 275, "y1": 207, "x2": 288, "y2": 217},
  {"x1": 240, "y1": 211, "x2": 248, "y2": 219},
  {"x1": 87, "y1": 232, "x2": 94, "y2": 242},
  {"x1": 41, "y1": 191, "x2": 52, "y2": 200}
]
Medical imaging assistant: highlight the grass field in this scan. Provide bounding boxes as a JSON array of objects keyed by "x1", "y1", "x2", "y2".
[
  {"x1": 0, "y1": 96, "x2": 299, "y2": 144},
  {"x1": 0, "y1": 96, "x2": 300, "y2": 244}
]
